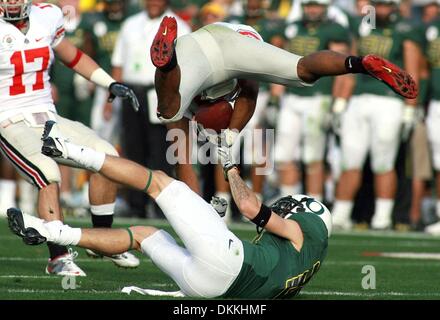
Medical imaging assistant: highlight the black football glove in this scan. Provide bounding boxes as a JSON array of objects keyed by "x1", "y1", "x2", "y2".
[{"x1": 108, "y1": 82, "x2": 140, "y2": 112}]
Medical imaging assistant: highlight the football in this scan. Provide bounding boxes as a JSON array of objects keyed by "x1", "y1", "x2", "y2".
[{"x1": 194, "y1": 99, "x2": 233, "y2": 133}]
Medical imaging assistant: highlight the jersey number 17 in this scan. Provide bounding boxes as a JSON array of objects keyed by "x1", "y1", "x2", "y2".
[{"x1": 10, "y1": 47, "x2": 50, "y2": 96}]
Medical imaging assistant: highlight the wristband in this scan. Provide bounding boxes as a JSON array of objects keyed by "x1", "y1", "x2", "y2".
[
  {"x1": 224, "y1": 165, "x2": 239, "y2": 181},
  {"x1": 251, "y1": 204, "x2": 272, "y2": 234},
  {"x1": 66, "y1": 48, "x2": 83, "y2": 69},
  {"x1": 90, "y1": 68, "x2": 116, "y2": 88}
]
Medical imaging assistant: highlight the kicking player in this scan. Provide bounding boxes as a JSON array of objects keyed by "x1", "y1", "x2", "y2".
[
  {"x1": 7, "y1": 120, "x2": 331, "y2": 299},
  {"x1": 150, "y1": 16, "x2": 418, "y2": 192},
  {"x1": 0, "y1": 1, "x2": 139, "y2": 275}
]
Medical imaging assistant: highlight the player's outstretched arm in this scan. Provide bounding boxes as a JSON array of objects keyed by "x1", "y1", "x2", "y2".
[
  {"x1": 53, "y1": 38, "x2": 140, "y2": 111},
  {"x1": 218, "y1": 147, "x2": 303, "y2": 248}
]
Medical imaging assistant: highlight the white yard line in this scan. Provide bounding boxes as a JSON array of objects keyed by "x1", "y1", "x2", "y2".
[
  {"x1": 0, "y1": 275, "x2": 53, "y2": 279},
  {"x1": 301, "y1": 290, "x2": 440, "y2": 297},
  {"x1": 330, "y1": 239, "x2": 440, "y2": 247},
  {"x1": 4, "y1": 288, "x2": 440, "y2": 298},
  {"x1": 5, "y1": 289, "x2": 121, "y2": 294},
  {"x1": 0, "y1": 256, "x2": 152, "y2": 263},
  {"x1": 323, "y1": 259, "x2": 440, "y2": 265}
]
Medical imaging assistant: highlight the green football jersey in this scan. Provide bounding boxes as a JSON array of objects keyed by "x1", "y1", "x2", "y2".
[
  {"x1": 423, "y1": 19, "x2": 440, "y2": 101},
  {"x1": 51, "y1": 18, "x2": 88, "y2": 94},
  {"x1": 353, "y1": 16, "x2": 424, "y2": 97},
  {"x1": 282, "y1": 20, "x2": 350, "y2": 96},
  {"x1": 82, "y1": 12, "x2": 124, "y2": 72},
  {"x1": 222, "y1": 213, "x2": 328, "y2": 299}
]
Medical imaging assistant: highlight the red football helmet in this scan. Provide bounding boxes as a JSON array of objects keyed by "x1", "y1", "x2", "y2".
[{"x1": 0, "y1": 0, "x2": 32, "y2": 21}]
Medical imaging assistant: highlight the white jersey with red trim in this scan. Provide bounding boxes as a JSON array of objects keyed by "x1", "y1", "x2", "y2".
[{"x1": 0, "y1": 3, "x2": 65, "y2": 120}]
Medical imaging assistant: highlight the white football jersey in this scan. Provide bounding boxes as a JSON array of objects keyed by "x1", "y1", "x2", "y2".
[{"x1": 0, "y1": 3, "x2": 65, "y2": 118}]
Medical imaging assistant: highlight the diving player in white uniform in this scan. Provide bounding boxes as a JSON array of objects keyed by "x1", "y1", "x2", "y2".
[{"x1": 149, "y1": 16, "x2": 418, "y2": 193}]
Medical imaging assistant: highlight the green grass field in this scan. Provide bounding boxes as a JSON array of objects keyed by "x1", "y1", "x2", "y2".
[{"x1": 1, "y1": 216, "x2": 440, "y2": 300}]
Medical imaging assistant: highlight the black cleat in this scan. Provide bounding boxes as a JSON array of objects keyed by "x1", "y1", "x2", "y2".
[
  {"x1": 41, "y1": 121, "x2": 64, "y2": 158},
  {"x1": 7, "y1": 208, "x2": 47, "y2": 246}
]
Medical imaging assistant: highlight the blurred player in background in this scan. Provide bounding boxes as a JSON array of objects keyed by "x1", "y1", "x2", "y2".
[
  {"x1": 423, "y1": 0, "x2": 440, "y2": 235},
  {"x1": 110, "y1": 0, "x2": 191, "y2": 218},
  {"x1": 86, "y1": 0, "x2": 129, "y2": 145},
  {"x1": 0, "y1": 0, "x2": 140, "y2": 275},
  {"x1": 274, "y1": 0, "x2": 351, "y2": 203},
  {"x1": 331, "y1": 0, "x2": 422, "y2": 230},
  {"x1": 198, "y1": 1, "x2": 227, "y2": 28}
]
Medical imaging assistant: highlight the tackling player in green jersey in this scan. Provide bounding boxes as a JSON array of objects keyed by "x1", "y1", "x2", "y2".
[{"x1": 6, "y1": 120, "x2": 330, "y2": 299}]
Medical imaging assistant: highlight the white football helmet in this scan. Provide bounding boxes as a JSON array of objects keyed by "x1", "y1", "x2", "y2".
[
  {"x1": 270, "y1": 194, "x2": 332, "y2": 237},
  {"x1": 0, "y1": 0, "x2": 32, "y2": 21}
]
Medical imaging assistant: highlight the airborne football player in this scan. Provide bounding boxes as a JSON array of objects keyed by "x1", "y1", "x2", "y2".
[{"x1": 149, "y1": 16, "x2": 418, "y2": 192}]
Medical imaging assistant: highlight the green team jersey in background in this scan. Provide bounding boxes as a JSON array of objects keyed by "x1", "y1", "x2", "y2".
[
  {"x1": 227, "y1": 15, "x2": 285, "y2": 44},
  {"x1": 82, "y1": 12, "x2": 124, "y2": 73},
  {"x1": 51, "y1": 16, "x2": 93, "y2": 125},
  {"x1": 352, "y1": 16, "x2": 423, "y2": 97},
  {"x1": 423, "y1": 18, "x2": 440, "y2": 101},
  {"x1": 222, "y1": 213, "x2": 328, "y2": 299},
  {"x1": 281, "y1": 20, "x2": 350, "y2": 96}
]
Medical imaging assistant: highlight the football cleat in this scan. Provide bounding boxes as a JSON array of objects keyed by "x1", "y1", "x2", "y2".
[
  {"x1": 41, "y1": 120, "x2": 68, "y2": 159},
  {"x1": 370, "y1": 211, "x2": 392, "y2": 230},
  {"x1": 362, "y1": 54, "x2": 418, "y2": 99},
  {"x1": 150, "y1": 16, "x2": 178, "y2": 69},
  {"x1": 425, "y1": 221, "x2": 440, "y2": 236},
  {"x1": 86, "y1": 249, "x2": 140, "y2": 268},
  {"x1": 46, "y1": 248, "x2": 86, "y2": 277},
  {"x1": 7, "y1": 208, "x2": 49, "y2": 245}
]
